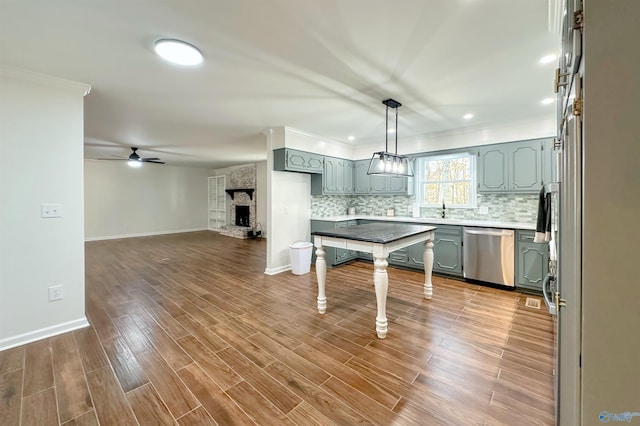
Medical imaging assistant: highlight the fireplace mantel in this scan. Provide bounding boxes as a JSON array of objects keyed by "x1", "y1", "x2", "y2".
[{"x1": 225, "y1": 188, "x2": 254, "y2": 200}]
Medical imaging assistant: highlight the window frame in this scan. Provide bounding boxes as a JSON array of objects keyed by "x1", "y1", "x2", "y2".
[{"x1": 415, "y1": 151, "x2": 477, "y2": 208}]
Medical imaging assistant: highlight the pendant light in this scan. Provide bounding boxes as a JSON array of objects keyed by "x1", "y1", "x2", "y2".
[{"x1": 367, "y1": 99, "x2": 414, "y2": 177}]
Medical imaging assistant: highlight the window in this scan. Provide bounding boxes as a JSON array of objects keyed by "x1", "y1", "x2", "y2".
[{"x1": 416, "y1": 152, "x2": 476, "y2": 207}]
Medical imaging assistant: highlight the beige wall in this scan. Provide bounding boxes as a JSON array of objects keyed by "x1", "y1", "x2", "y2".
[{"x1": 84, "y1": 160, "x2": 211, "y2": 240}]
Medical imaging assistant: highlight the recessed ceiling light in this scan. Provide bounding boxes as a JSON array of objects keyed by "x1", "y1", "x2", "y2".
[
  {"x1": 541, "y1": 98, "x2": 555, "y2": 105},
  {"x1": 348, "y1": 136, "x2": 355, "y2": 141},
  {"x1": 463, "y1": 113, "x2": 474, "y2": 120},
  {"x1": 154, "y1": 39, "x2": 203, "y2": 66},
  {"x1": 387, "y1": 128, "x2": 395, "y2": 134},
  {"x1": 539, "y1": 54, "x2": 557, "y2": 64}
]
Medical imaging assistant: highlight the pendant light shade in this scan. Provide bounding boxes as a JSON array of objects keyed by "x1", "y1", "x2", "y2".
[{"x1": 367, "y1": 99, "x2": 414, "y2": 177}]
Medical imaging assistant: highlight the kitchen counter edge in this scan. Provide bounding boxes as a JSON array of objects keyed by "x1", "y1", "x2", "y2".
[{"x1": 310, "y1": 215, "x2": 536, "y2": 231}]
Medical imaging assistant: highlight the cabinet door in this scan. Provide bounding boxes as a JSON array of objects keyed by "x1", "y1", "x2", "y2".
[
  {"x1": 354, "y1": 160, "x2": 370, "y2": 194},
  {"x1": 370, "y1": 174, "x2": 387, "y2": 193},
  {"x1": 478, "y1": 147, "x2": 508, "y2": 192},
  {"x1": 432, "y1": 234, "x2": 463, "y2": 275},
  {"x1": 323, "y1": 158, "x2": 340, "y2": 194},
  {"x1": 305, "y1": 153, "x2": 324, "y2": 173},
  {"x1": 387, "y1": 176, "x2": 407, "y2": 193},
  {"x1": 343, "y1": 160, "x2": 355, "y2": 194},
  {"x1": 510, "y1": 140, "x2": 543, "y2": 191},
  {"x1": 516, "y1": 231, "x2": 549, "y2": 291}
]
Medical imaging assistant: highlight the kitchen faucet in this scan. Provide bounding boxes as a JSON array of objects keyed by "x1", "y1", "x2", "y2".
[{"x1": 441, "y1": 201, "x2": 446, "y2": 219}]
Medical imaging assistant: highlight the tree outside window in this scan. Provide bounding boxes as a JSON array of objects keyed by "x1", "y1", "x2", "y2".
[{"x1": 417, "y1": 153, "x2": 476, "y2": 207}]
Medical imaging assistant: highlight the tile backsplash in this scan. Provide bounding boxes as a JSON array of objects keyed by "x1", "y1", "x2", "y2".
[{"x1": 311, "y1": 192, "x2": 538, "y2": 223}]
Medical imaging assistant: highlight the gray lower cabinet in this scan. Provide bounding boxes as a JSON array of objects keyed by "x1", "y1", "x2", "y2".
[
  {"x1": 515, "y1": 230, "x2": 549, "y2": 292},
  {"x1": 356, "y1": 221, "x2": 463, "y2": 277},
  {"x1": 273, "y1": 148, "x2": 324, "y2": 173},
  {"x1": 310, "y1": 220, "x2": 358, "y2": 266}
]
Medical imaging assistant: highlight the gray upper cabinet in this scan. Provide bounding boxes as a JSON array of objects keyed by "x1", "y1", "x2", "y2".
[
  {"x1": 354, "y1": 160, "x2": 370, "y2": 193},
  {"x1": 273, "y1": 148, "x2": 324, "y2": 174},
  {"x1": 311, "y1": 157, "x2": 354, "y2": 195},
  {"x1": 478, "y1": 147, "x2": 508, "y2": 192},
  {"x1": 478, "y1": 139, "x2": 549, "y2": 193}
]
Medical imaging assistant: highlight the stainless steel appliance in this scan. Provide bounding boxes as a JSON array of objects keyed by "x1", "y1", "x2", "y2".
[{"x1": 462, "y1": 227, "x2": 515, "y2": 286}]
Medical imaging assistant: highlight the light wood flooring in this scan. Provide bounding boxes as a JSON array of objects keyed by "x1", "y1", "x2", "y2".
[{"x1": 0, "y1": 231, "x2": 556, "y2": 425}]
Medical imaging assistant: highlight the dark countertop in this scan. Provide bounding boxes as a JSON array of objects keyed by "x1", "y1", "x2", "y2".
[{"x1": 312, "y1": 223, "x2": 436, "y2": 244}]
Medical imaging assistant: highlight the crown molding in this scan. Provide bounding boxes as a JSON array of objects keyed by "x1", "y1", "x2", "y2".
[{"x1": 0, "y1": 64, "x2": 91, "y2": 96}]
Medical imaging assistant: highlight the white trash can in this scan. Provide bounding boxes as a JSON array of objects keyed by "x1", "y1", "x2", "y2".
[{"x1": 289, "y1": 241, "x2": 313, "y2": 275}]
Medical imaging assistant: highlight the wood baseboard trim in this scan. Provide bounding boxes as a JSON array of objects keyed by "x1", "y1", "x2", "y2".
[{"x1": 0, "y1": 317, "x2": 90, "y2": 351}]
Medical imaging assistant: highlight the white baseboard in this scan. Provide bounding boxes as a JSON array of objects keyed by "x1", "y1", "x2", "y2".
[
  {"x1": 264, "y1": 264, "x2": 292, "y2": 275},
  {"x1": 0, "y1": 317, "x2": 90, "y2": 351},
  {"x1": 84, "y1": 228, "x2": 207, "y2": 242}
]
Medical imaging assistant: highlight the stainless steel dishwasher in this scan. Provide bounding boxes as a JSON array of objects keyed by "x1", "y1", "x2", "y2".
[{"x1": 463, "y1": 227, "x2": 515, "y2": 286}]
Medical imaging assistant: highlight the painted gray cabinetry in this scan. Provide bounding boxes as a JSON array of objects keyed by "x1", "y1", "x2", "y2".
[
  {"x1": 478, "y1": 138, "x2": 552, "y2": 193},
  {"x1": 353, "y1": 159, "x2": 408, "y2": 195},
  {"x1": 311, "y1": 157, "x2": 355, "y2": 195},
  {"x1": 515, "y1": 230, "x2": 549, "y2": 292},
  {"x1": 354, "y1": 159, "x2": 370, "y2": 194},
  {"x1": 354, "y1": 220, "x2": 462, "y2": 277},
  {"x1": 273, "y1": 148, "x2": 324, "y2": 173}
]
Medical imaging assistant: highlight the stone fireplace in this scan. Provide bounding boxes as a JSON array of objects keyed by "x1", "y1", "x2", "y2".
[{"x1": 219, "y1": 164, "x2": 257, "y2": 239}]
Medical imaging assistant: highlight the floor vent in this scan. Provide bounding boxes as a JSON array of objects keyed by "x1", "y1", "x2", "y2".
[{"x1": 525, "y1": 297, "x2": 541, "y2": 309}]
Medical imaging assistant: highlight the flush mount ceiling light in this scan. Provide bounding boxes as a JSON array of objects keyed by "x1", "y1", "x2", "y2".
[
  {"x1": 367, "y1": 99, "x2": 414, "y2": 177},
  {"x1": 541, "y1": 97, "x2": 555, "y2": 105},
  {"x1": 463, "y1": 113, "x2": 474, "y2": 120},
  {"x1": 154, "y1": 39, "x2": 203, "y2": 66},
  {"x1": 539, "y1": 54, "x2": 558, "y2": 64}
]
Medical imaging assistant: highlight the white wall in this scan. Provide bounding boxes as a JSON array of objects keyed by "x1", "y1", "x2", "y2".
[
  {"x1": 0, "y1": 66, "x2": 90, "y2": 350},
  {"x1": 84, "y1": 160, "x2": 211, "y2": 240},
  {"x1": 264, "y1": 129, "x2": 312, "y2": 274}
]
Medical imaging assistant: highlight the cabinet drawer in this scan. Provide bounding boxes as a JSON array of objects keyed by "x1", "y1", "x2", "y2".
[
  {"x1": 517, "y1": 230, "x2": 535, "y2": 242},
  {"x1": 389, "y1": 252, "x2": 408, "y2": 265}
]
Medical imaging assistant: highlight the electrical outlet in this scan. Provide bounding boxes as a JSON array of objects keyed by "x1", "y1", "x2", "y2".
[
  {"x1": 41, "y1": 203, "x2": 62, "y2": 218},
  {"x1": 283, "y1": 206, "x2": 289, "y2": 215},
  {"x1": 48, "y1": 285, "x2": 63, "y2": 302},
  {"x1": 478, "y1": 206, "x2": 489, "y2": 215}
]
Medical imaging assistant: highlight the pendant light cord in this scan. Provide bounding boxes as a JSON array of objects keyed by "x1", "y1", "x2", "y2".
[
  {"x1": 385, "y1": 104, "x2": 389, "y2": 153},
  {"x1": 395, "y1": 107, "x2": 398, "y2": 155}
]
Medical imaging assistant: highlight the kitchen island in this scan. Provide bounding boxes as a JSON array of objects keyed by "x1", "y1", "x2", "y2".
[{"x1": 312, "y1": 222, "x2": 436, "y2": 339}]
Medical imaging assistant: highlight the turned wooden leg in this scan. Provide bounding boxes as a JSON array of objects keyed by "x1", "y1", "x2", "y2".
[
  {"x1": 423, "y1": 239, "x2": 434, "y2": 299},
  {"x1": 373, "y1": 255, "x2": 389, "y2": 339},
  {"x1": 315, "y1": 246, "x2": 327, "y2": 314}
]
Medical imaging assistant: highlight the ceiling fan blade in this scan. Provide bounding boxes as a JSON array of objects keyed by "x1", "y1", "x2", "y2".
[
  {"x1": 97, "y1": 158, "x2": 128, "y2": 161},
  {"x1": 143, "y1": 160, "x2": 165, "y2": 164},
  {"x1": 140, "y1": 157, "x2": 160, "y2": 161}
]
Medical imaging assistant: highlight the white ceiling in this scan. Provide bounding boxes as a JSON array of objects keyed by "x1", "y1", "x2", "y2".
[{"x1": 0, "y1": 0, "x2": 559, "y2": 169}]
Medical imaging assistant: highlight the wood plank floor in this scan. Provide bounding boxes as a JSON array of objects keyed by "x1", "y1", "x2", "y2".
[{"x1": 0, "y1": 231, "x2": 556, "y2": 425}]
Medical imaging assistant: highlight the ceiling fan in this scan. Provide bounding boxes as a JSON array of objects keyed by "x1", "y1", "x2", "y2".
[{"x1": 98, "y1": 147, "x2": 165, "y2": 166}]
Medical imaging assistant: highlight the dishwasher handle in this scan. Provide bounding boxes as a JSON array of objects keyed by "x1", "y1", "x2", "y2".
[{"x1": 463, "y1": 228, "x2": 514, "y2": 237}]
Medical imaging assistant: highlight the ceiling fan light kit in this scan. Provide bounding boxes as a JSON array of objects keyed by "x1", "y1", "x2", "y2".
[
  {"x1": 367, "y1": 99, "x2": 414, "y2": 177},
  {"x1": 97, "y1": 147, "x2": 165, "y2": 166}
]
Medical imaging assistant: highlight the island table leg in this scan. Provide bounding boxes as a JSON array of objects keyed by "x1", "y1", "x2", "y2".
[
  {"x1": 423, "y1": 238, "x2": 434, "y2": 299},
  {"x1": 315, "y1": 245, "x2": 327, "y2": 314},
  {"x1": 373, "y1": 255, "x2": 389, "y2": 339}
]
